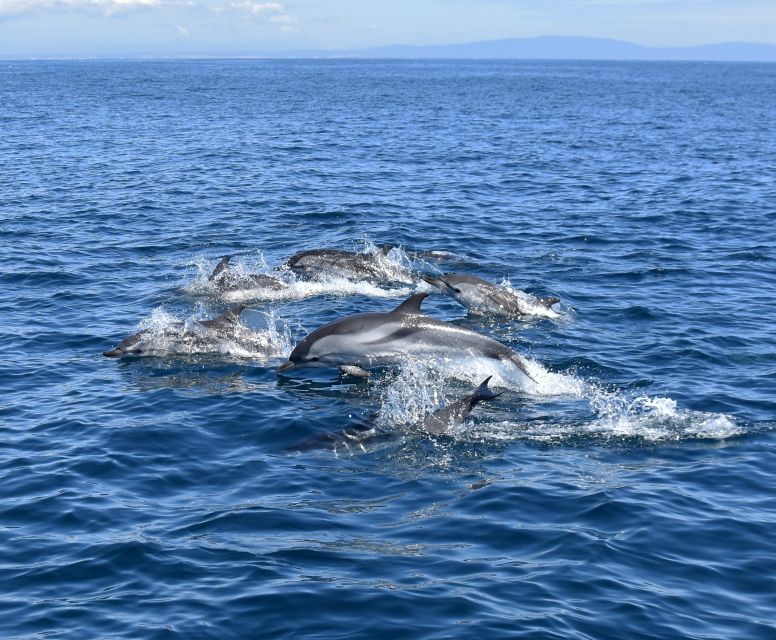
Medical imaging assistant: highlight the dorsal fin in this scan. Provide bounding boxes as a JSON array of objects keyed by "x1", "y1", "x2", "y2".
[
  {"x1": 472, "y1": 376, "x2": 502, "y2": 402},
  {"x1": 391, "y1": 293, "x2": 428, "y2": 315},
  {"x1": 221, "y1": 303, "x2": 246, "y2": 322},
  {"x1": 209, "y1": 255, "x2": 232, "y2": 281}
]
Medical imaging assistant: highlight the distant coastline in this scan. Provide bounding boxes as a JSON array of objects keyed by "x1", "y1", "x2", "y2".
[{"x1": 4, "y1": 36, "x2": 776, "y2": 63}]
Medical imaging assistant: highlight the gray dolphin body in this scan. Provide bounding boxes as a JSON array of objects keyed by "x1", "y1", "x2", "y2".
[
  {"x1": 285, "y1": 248, "x2": 414, "y2": 285},
  {"x1": 278, "y1": 293, "x2": 534, "y2": 380},
  {"x1": 103, "y1": 304, "x2": 247, "y2": 358},
  {"x1": 424, "y1": 273, "x2": 559, "y2": 318},
  {"x1": 209, "y1": 256, "x2": 287, "y2": 292},
  {"x1": 285, "y1": 377, "x2": 501, "y2": 453}
]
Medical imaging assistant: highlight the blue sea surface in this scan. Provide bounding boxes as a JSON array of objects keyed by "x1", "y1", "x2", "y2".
[{"x1": 1, "y1": 59, "x2": 775, "y2": 639}]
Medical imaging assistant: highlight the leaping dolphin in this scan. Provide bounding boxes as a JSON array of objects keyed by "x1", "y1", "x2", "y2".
[
  {"x1": 103, "y1": 304, "x2": 248, "y2": 358},
  {"x1": 285, "y1": 376, "x2": 502, "y2": 453},
  {"x1": 423, "y1": 273, "x2": 559, "y2": 318},
  {"x1": 277, "y1": 293, "x2": 535, "y2": 382},
  {"x1": 284, "y1": 248, "x2": 414, "y2": 285},
  {"x1": 209, "y1": 256, "x2": 287, "y2": 292}
]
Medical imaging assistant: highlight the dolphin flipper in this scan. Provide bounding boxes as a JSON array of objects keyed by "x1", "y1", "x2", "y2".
[
  {"x1": 507, "y1": 354, "x2": 536, "y2": 383},
  {"x1": 338, "y1": 364, "x2": 371, "y2": 378}
]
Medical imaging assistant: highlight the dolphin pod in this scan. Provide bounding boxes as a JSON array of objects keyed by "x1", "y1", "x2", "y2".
[
  {"x1": 106, "y1": 244, "x2": 562, "y2": 453},
  {"x1": 424, "y1": 273, "x2": 560, "y2": 318},
  {"x1": 284, "y1": 377, "x2": 502, "y2": 453},
  {"x1": 277, "y1": 292, "x2": 535, "y2": 382}
]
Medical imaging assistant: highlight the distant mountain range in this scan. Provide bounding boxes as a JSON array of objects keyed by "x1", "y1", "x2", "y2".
[{"x1": 264, "y1": 36, "x2": 776, "y2": 62}]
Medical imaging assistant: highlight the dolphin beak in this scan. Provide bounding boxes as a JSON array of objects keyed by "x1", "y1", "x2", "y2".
[
  {"x1": 277, "y1": 361, "x2": 296, "y2": 372},
  {"x1": 422, "y1": 275, "x2": 454, "y2": 295},
  {"x1": 103, "y1": 349, "x2": 123, "y2": 358},
  {"x1": 422, "y1": 275, "x2": 446, "y2": 289}
]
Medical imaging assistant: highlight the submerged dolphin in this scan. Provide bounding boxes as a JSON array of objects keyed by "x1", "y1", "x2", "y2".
[
  {"x1": 284, "y1": 247, "x2": 414, "y2": 284},
  {"x1": 103, "y1": 304, "x2": 248, "y2": 358},
  {"x1": 209, "y1": 256, "x2": 287, "y2": 292},
  {"x1": 285, "y1": 376, "x2": 502, "y2": 453},
  {"x1": 277, "y1": 293, "x2": 534, "y2": 381},
  {"x1": 423, "y1": 273, "x2": 559, "y2": 318}
]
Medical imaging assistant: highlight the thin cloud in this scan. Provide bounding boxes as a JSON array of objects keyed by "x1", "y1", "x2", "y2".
[
  {"x1": 226, "y1": 1, "x2": 289, "y2": 18},
  {"x1": 0, "y1": 0, "x2": 162, "y2": 16}
]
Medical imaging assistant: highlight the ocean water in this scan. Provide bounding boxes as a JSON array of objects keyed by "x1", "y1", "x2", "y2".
[{"x1": 1, "y1": 59, "x2": 775, "y2": 639}]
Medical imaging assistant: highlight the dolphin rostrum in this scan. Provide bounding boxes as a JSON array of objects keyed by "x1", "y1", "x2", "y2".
[
  {"x1": 423, "y1": 273, "x2": 559, "y2": 318},
  {"x1": 285, "y1": 376, "x2": 502, "y2": 453},
  {"x1": 277, "y1": 293, "x2": 534, "y2": 381},
  {"x1": 209, "y1": 255, "x2": 287, "y2": 292},
  {"x1": 284, "y1": 247, "x2": 414, "y2": 285},
  {"x1": 103, "y1": 304, "x2": 247, "y2": 358}
]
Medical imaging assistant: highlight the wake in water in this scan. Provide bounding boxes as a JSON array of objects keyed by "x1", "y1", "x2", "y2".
[
  {"x1": 369, "y1": 358, "x2": 740, "y2": 447},
  {"x1": 182, "y1": 245, "x2": 417, "y2": 303},
  {"x1": 105, "y1": 305, "x2": 292, "y2": 360}
]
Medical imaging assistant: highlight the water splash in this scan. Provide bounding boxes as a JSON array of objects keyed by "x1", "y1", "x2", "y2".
[
  {"x1": 182, "y1": 251, "x2": 415, "y2": 303},
  {"x1": 498, "y1": 276, "x2": 562, "y2": 319},
  {"x1": 126, "y1": 305, "x2": 291, "y2": 360},
  {"x1": 372, "y1": 358, "x2": 739, "y2": 445}
]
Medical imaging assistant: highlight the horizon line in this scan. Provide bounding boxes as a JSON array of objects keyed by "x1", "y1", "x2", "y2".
[{"x1": 3, "y1": 35, "x2": 776, "y2": 63}]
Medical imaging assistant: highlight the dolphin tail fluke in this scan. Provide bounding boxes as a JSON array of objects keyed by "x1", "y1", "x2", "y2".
[
  {"x1": 539, "y1": 296, "x2": 560, "y2": 309},
  {"x1": 507, "y1": 354, "x2": 536, "y2": 383},
  {"x1": 209, "y1": 255, "x2": 232, "y2": 281},
  {"x1": 472, "y1": 376, "x2": 502, "y2": 403}
]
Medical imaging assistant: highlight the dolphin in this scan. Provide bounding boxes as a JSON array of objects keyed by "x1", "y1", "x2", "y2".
[
  {"x1": 209, "y1": 256, "x2": 287, "y2": 292},
  {"x1": 284, "y1": 376, "x2": 501, "y2": 453},
  {"x1": 103, "y1": 304, "x2": 247, "y2": 358},
  {"x1": 284, "y1": 247, "x2": 414, "y2": 285},
  {"x1": 277, "y1": 293, "x2": 534, "y2": 381},
  {"x1": 423, "y1": 273, "x2": 559, "y2": 318}
]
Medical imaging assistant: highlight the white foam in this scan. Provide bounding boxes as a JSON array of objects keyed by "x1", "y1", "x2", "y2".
[
  {"x1": 371, "y1": 357, "x2": 740, "y2": 444},
  {"x1": 373, "y1": 355, "x2": 584, "y2": 430},
  {"x1": 182, "y1": 249, "x2": 415, "y2": 303}
]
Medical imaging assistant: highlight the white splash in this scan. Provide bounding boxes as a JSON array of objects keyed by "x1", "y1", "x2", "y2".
[
  {"x1": 128, "y1": 305, "x2": 291, "y2": 360},
  {"x1": 498, "y1": 276, "x2": 562, "y2": 319},
  {"x1": 182, "y1": 249, "x2": 415, "y2": 303},
  {"x1": 372, "y1": 357, "x2": 740, "y2": 444}
]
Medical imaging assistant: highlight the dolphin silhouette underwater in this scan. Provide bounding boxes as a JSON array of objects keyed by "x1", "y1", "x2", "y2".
[
  {"x1": 285, "y1": 376, "x2": 502, "y2": 454},
  {"x1": 423, "y1": 273, "x2": 560, "y2": 318},
  {"x1": 209, "y1": 256, "x2": 288, "y2": 293},
  {"x1": 284, "y1": 247, "x2": 414, "y2": 285},
  {"x1": 103, "y1": 304, "x2": 251, "y2": 358},
  {"x1": 277, "y1": 292, "x2": 535, "y2": 382}
]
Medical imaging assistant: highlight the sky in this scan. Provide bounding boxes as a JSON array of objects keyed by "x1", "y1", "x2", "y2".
[{"x1": 1, "y1": 0, "x2": 775, "y2": 57}]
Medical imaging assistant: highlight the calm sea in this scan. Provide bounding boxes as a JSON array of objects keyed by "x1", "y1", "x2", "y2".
[{"x1": 1, "y1": 59, "x2": 775, "y2": 639}]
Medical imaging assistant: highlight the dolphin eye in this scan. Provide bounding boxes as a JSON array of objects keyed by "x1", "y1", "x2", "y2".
[
  {"x1": 453, "y1": 287, "x2": 462, "y2": 293},
  {"x1": 310, "y1": 356, "x2": 320, "y2": 361}
]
